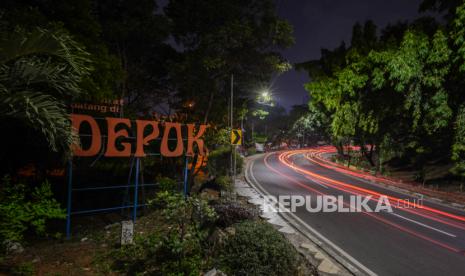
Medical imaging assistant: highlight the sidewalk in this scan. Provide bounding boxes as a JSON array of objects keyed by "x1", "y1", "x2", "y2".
[{"x1": 236, "y1": 156, "x2": 354, "y2": 276}]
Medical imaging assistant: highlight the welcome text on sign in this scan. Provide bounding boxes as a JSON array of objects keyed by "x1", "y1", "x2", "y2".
[{"x1": 71, "y1": 114, "x2": 208, "y2": 158}]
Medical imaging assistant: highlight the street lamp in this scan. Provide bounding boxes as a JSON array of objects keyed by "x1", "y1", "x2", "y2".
[{"x1": 258, "y1": 89, "x2": 273, "y2": 106}]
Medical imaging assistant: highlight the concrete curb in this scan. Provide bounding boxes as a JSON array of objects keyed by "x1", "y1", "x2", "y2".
[
  {"x1": 337, "y1": 166, "x2": 465, "y2": 213},
  {"x1": 237, "y1": 155, "x2": 361, "y2": 276},
  {"x1": 322, "y1": 153, "x2": 465, "y2": 213}
]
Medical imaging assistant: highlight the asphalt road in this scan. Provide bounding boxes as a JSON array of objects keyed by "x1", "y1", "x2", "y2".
[{"x1": 246, "y1": 149, "x2": 465, "y2": 276}]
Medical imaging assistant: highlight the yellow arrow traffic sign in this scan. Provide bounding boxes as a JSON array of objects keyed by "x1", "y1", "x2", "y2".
[{"x1": 231, "y1": 129, "x2": 242, "y2": 145}]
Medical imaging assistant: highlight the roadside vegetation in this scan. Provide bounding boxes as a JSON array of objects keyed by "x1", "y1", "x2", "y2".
[
  {"x1": 0, "y1": 0, "x2": 315, "y2": 275},
  {"x1": 289, "y1": 0, "x2": 465, "y2": 193},
  {"x1": 1, "y1": 177, "x2": 312, "y2": 275}
]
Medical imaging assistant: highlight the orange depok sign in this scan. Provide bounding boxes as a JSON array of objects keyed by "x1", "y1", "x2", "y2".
[{"x1": 71, "y1": 114, "x2": 208, "y2": 158}]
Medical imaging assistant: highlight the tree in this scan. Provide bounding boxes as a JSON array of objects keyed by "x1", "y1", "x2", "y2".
[
  {"x1": 96, "y1": 0, "x2": 175, "y2": 113},
  {"x1": 449, "y1": 2, "x2": 465, "y2": 184},
  {"x1": 0, "y1": 26, "x2": 92, "y2": 158},
  {"x1": 301, "y1": 17, "x2": 455, "y2": 174},
  {"x1": 420, "y1": 0, "x2": 464, "y2": 21},
  {"x1": 290, "y1": 104, "x2": 330, "y2": 146},
  {"x1": 1, "y1": 0, "x2": 124, "y2": 101},
  {"x1": 165, "y1": 0, "x2": 294, "y2": 125}
]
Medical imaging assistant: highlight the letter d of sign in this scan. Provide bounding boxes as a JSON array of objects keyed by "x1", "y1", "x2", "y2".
[
  {"x1": 105, "y1": 117, "x2": 131, "y2": 157},
  {"x1": 186, "y1": 124, "x2": 208, "y2": 156},
  {"x1": 135, "y1": 120, "x2": 160, "y2": 157},
  {"x1": 71, "y1": 114, "x2": 101, "y2": 156},
  {"x1": 160, "y1": 122, "x2": 183, "y2": 157}
]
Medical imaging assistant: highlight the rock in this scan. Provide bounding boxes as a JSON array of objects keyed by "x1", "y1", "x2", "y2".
[
  {"x1": 225, "y1": 227, "x2": 235, "y2": 236},
  {"x1": 204, "y1": 268, "x2": 217, "y2": 276},
  {"x1": 314, "y1": 252, "x2": 325, "y2": 260},
  {"x1": 278, "y1": 226, "x2": 295, "y2": 234},
  {"x1": 32, "y1": 257, "x2": 41, "y2": 263},
  {"x1": 200, "y1": 188, "x2": 220, "y2": 200},
  {"x1": 204, "y1": 268, "x2": 227, "y2": 276},
  {"x1": 208, "y1": 228, "x2": 228, "y2": 245},
  {"x1": 4, "y1": 240, "x2": 24, "y2": 254},
  {"x1": 318, "y1": 259, "x2": 341, "y2": 274},
  {"x1": 300, "y1": 243, "x2": 318, "y2": 254}
]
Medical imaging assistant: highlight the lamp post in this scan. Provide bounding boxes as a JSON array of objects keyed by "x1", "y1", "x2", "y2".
[
  {"x1": 256, "y1": 89, "x2": 273, "y2": 146},
  {"x1": 230, "y1": 74, "x2": 235, "y2": 187},
  {"x1": 257, "y1": 90, "x2": 272, "y2": 105}
]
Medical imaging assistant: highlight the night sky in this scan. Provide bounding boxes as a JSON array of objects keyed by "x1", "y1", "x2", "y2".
[
  {"x1": 158, "y1": 0, "x2": 429, "y2": 110},
  {"x1": 274, "y1": 0, "x2": 426, "y2": 110}
]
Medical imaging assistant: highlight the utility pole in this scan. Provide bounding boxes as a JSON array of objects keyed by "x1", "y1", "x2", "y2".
[
  {"x1": 251, "y1": 122, "x2": 254, "y2": 143},
  {"x1": 241, "y1": 116, "x2": 244, "y2": 147},
  {"x1": 230, "y1": 74, "x2": 235, "y2": 186}
]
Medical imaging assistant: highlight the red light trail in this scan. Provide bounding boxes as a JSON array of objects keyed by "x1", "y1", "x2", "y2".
[{"x1": 260, "y1": 149, "x2": 465, "y2": 254}]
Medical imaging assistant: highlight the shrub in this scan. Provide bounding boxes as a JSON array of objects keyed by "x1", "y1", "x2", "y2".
[
  {"x1": 0, "y1": 176, "x2": 66, "y2": 252},
  {"x1": 218, "y1": 221, "x2": 299, "y2": 276},
  {"x1": 114, "y1": 191, "x2": 218, "y2": 275},
  {"x1": 112, "y1": 232, "x2": 203, "y2": 275},
  {"x1": 212, "y1": 201, "x2": 256, "y2": 227},
  {"x1": 157, "y1": 176, "x2": 178, "y2": 193},
  {"x1": 207, "y1": 146, "x2": 243, "y2": 177},
  {"x1": 215, "y1": 175, "x2": 231, "y2": 191},
  {"x1": 154, "y1": 191, "x2": 217, "y2": 230},
  {"x1": 247, "y1": 147, "x2": 257, "y2": 156},
  {"x1": 10, "y1": 261, "x2": 34, "y2": 276}
]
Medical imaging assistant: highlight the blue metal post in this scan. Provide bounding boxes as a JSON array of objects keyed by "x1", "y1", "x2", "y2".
[
  {"x1": 132, "y1": 158, "x2": 140, "y2": 222},
  {"x1": 66, "y1": 160, "x2": 73, "y2": 239},
  {"x1": 183, "y1": 156, "x2": 189, "y2": 197}
]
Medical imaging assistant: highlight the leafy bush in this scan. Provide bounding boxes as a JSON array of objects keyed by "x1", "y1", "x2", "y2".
[
  {"x1": 207, "y1": 146, "x2": 243, "y2": 177},
  {"x1": 157, "y1": 176, "x2": 178, "y2": 193},
  {"x1": 218, "y1": 221, "x2": 299, "y2": 276},
  {"x1": 212, "y1": 201, "x2": 256, "y2": 227},
  {"x1": 214, "y1": 175, "x2": 231, "y2": 191},
  {"x1": 10, "y1": 261, "x2": 34, "y2": 276},
  {"x1": 0, "y1": 176, "x2": 66, "y2": 252},
  {"x1": 205, "y1": 127, "x2": 231, "y2": 146},
  {"x1": 114, "y1": 191, "x2": 217, "y2": 275},
  {"x1": 112, "y1": 231, "x2": 203, "y2": 275},
  {"x1": 153, "y1": 191, "x2": 217, "y2": 230},
  {"x1": 247, "y1": 147, "x2": 257, "y2": 156},
  {"x1": 253, "y1": 134, "x2": 267, "y2": 144}
]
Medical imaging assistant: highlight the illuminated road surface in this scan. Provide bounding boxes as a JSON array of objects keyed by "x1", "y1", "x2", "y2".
[{"x1": 246, "y1": 148, "x2": 465, "y2": 276}]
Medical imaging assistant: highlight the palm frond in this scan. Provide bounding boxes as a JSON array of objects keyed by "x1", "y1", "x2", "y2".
[
  {"x1": 0, "y1": 26, "x2": 92, "y2": 156},
  {"x1": 0, "y1": 91, "x2": 77, "y2": 153},
  {"x1": 1, "y1": 57, "x2": 82, "y2": 97},
  {"x1": 0, "y1": 27, "x2": 92, "y2": 77}
]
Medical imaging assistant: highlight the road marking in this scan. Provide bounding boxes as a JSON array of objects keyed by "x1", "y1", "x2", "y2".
[
  {"x1": 305, "y1": 175, "x2": 329, "y2": 189},
  {"x1": 386, "y1": 211, "x2": 457, "y2": 238},
  {"x1": 304, "y1": 152, "x2": 465, "y2": 213},
  {"x1": 246, "y1": 156, "x2": 378, "y2": 276},
  {"x1": 297, "y1": 153, "x2": 458, "y2": 238}
]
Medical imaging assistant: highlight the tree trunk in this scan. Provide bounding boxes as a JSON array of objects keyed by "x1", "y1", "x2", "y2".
[
  {"x1": 335, "y1": 141, "x2": 344, "y2": 155},
  {"x1": 187, "y1": 83, "x2": 217, "y2": 192},
  {"x1": 364, "y1": 144, "x2": 376, "y2": 167},
  {"x1": 375, "y1": 144, "x2": 381, "y2": 175}
]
